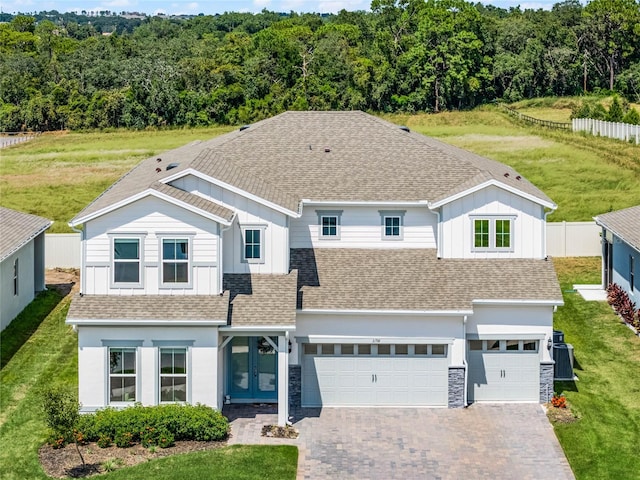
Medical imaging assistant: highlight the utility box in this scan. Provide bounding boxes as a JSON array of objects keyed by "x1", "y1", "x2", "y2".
[{"x1": 553, "y1": 343, "x2": 574, "y2": 381}]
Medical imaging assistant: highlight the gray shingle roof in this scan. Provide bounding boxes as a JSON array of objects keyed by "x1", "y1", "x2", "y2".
[
  {"x1": 291, "y1": 248, "x2": 563, "y2": 311},
  {"x1": 595, "y1": 205, "x2": 640, "y2": 252},
  {"x1": 70, "y1": 111, "x2": 553, "y2": 224},
  {"x1": 67, "y1": 293, "x2": 230, "y2": 322},
  {"x1": 151, "y1": 182, "x2": 235, "y2": 222},
  {"x1": 224, "y1": 272, "x2": 298, "y2": 326},
  {"x1": 0, "y1": 207, "x2": 52, "y2": 261}
]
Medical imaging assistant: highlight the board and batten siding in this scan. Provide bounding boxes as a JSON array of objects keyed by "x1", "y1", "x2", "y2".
[
  {"x1": 83, "y1": 196, "x2": 220, "y2": 295},
  {"x1": 77, "y1": 326, "x2": 219, "y2": 411},
  {"x1": 170, "y1": 175, "x2": 289, "y2": 274},
  {"x1": 290, "y1": 206, "x2": 437, "y2": 249},
  {"x1": 440, "y1": 186, "x2": 545, "y2": 259}
]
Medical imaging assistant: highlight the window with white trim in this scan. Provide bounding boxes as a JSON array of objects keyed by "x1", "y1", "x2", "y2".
[
  {"x1": 113, "y1": 238, "x2": 141, "y2": 284},
  {"x1": 241, "y1": 226, "x2": 266, "y2": 263},
  {"x1": 472, "y1": 217, "x2": 514, "y2": 251},
  {"x1": 160, "y1": 348, "x2": 187, "y2": 402},
  {"x1": 379, "y1": 210, "x2": 405, "y2": 240},
  {"x1": 13, "y1": 258, "x2": 18, "y2": 296},
  {"x1": 316, "y1": 210, "x2": 343, "y2": 239},
  {"x1": 630, "y1": 255, "x2": 635, "y2": 292},
  {"x1": 162, "y1": 238, "x2": 189, "y2": 284},
  {"x1": 109, "y1": 348, "x2": 136, "y2": 403}
]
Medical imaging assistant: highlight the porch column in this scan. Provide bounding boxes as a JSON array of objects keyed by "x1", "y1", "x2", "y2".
[{"x1": 277, "y1": 334, "x2": 289, "y2": 426}]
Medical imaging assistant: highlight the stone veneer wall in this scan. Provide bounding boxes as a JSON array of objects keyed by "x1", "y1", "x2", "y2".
[
  {"x1": 539, "y1": 362, "x2": 554, "y2": 403},
  {"x1": 289, "y1": 365, "x2": 302, "y2": 409},
  {"x1": 448, "y1": 367, "x2": 465, "y2": 408}
]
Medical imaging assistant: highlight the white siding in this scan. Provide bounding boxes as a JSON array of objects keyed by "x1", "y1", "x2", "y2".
[
  {"x1": 440, "y1": 186, "x2": 545, "y2": 259},
  {"x1": 83, "y1": 196, "x2": 220, "y2": 295},
  {"x1": 0, "y1": 241, "x2": 36, "y2": 331},
  {"x1": 293, "y1": 313, "x2": 465, "y2": 367},
  {"x1": 77, "y1": 326, "x2": 220, "y2": 411},
  {"x1": 290, "y1": 206, "x2": 437, "y2": 249},
  {"x1": 467, "y1": 305, "x2": 554, "y2": 362},
  {"x1": 171, "y1": 175, "x2": 289, "y2": 274}
]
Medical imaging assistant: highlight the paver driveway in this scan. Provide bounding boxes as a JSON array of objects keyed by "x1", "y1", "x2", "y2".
[{"x1": 225, "y1": 404, "x2": 574, "y2": 480}]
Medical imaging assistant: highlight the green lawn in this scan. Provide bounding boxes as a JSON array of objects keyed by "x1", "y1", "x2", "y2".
[
  {"x1": 0, "y1": 291, "x2": 297, "y2": 480},
  {"x1": 2, "y1": 104, "x2": 639, "y2": 229},
  {"x1": 552, "y1": 257, "x2": 640, "y2": 480}
]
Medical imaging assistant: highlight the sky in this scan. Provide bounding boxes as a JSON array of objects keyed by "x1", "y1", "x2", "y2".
[{"x1": 0, "y1": 0, "x2": 578, "y2": 16}]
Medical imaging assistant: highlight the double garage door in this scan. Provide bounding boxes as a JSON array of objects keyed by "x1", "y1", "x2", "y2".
[
  {"x1": 468, "y1": 339, "x2": 540, "y2": 402},
  {"x1": 302, "y1": 343, "x2": 449, "y2": 407}
]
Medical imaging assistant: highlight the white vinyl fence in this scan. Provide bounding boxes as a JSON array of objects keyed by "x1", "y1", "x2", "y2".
[
  {"x1": 572, "y1": 118, "x2": 640, "y2": 144},
  {"x1": 546, "y1": 221, "x2": 601, "y2": 257},
  {"x1": 45, "y1": 233, "x2": 81, "y2": 268},
  {"x1": 44, "y1": 223, "x2": 602, "y2": 268}
]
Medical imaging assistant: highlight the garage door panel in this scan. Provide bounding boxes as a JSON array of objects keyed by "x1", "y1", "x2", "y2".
[
  {"x1": 302, "y1": 345, "x2": 449, "y2": 407},
  {"x1": 469, "y1": 351, "x2": 539, "y2": 402}
]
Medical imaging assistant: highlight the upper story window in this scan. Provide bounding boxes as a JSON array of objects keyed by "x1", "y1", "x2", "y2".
[
  {"x1": 242, "y1": 225, "x2": 266, "y2": 264},
  {"x1": 160, "y1": 347, "x2": 187, "y2": 402},
  {"x1": 316, "y1": 210, "x2": 343, "y2": 240},
  {"x1": 109, "y1": 347, "x2": 136, "y2": 403},
  {"x1": 471, "y1": 216, "x2": 515, "y2": 252},
  {"x1": 379, "y1": 210, "x2": 406, "y2": 240},
  {"x1": 161, "y1": 238, "x2": 189, "y2": 285},
  {"x1": 113, "y1": 237, "x2": 142, "y2": 286},
  {"x1": 13, "y1": 258, "x2": 18, "y2": 296}
]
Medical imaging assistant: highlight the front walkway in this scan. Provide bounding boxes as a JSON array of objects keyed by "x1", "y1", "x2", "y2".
[
  {"x1": 224, "y1": 404, "x2": 575, "y2": 480},
  {"x1": 574, "y1": 284, "x2": 607, "y2": 301}
]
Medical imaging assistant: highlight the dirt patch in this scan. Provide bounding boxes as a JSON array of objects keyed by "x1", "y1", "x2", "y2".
[
  {"x1": 450, "y1": 134, "x2": 554, "y2": 150},
  {"x1": 545, "y1": 404, "x2": 579, "y2": 425},
  {"x1": 39, "y1": 440, "x2": 227, "y2": 478},
  {"x1": 46, "y1": 268, "x2": 80, "y2": 296},
  {"x1": 261, "y1": 425, "x2": 299, "y2": 439}
]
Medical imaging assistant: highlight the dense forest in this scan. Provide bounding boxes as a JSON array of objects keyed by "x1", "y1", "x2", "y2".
[{"x1": 1, "y1": 0, "x2": 639, "y2": 131}]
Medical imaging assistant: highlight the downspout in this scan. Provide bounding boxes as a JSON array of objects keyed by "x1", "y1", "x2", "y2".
[
  {"x1": 69, "y1": 223, "x2": 85, "y2": 295},
  {"x1": 285, "y1": 330, "x2": 292, "y2": 426},
  {"x1": 543, "y1": 207, "x2": 555, "y2": 259},
  {"x1": 463, "y1": 315, "x2": 469, "y2": 407}
]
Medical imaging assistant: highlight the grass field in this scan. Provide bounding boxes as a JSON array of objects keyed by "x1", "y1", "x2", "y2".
[
  {"x1": 552, "y1": 257, "x2": 640, "y2": 480},
  {"x1": 0, "y1": 289, "x2": 298, "y2": 480},
  {"x1": 1, "y1": 103, "x2": 639, "y2": 230}
]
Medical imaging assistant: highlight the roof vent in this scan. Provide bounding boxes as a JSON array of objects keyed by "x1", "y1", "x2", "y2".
[
  {"x1": 324, "y1": 147, "x2": 331, "y2": 153},
  {"x1": 399, "y1": 126, "x2": 410, "y2": 133},
  {"x1": 156, "y1": 158, "x2": 162, "y2": 163},
  {"x1": 504, "y1": 172, "x2": 510, "y2": 178},
  {"x1": 155, "y1": 167, "x2": 162, "y2": 173},
  {"x1": 516, "y1": 175, "x2": 522, "y2": 180},
  {"x1": 239, "y1": 125, "x2": 250, "y2": 131},
  {"x1": 166, "y1": 163, "x2": 179, "y2": 171}
]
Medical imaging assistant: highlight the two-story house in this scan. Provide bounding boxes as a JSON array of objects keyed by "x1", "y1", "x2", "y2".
[{"x1": 67, "y1": 111, "x2": 563, "y2": 425}]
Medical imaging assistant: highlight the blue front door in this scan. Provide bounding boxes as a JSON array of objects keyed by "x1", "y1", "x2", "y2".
[{"x1": 228, "y1": 336, "x2": 278, "y2": 401}]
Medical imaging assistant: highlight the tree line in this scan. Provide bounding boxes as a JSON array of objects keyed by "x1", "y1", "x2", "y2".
[{"x1": 1, "y1": 0, "x2": 639, "y2": 131}]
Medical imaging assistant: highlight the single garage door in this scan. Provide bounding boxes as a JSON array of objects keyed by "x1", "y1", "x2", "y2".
[
  {"x1": 302, "y1": 343, "x2": 449, "y2": 407},
  {"x1": 468, "y1": 339, "x2": 540, "y2": 402}
]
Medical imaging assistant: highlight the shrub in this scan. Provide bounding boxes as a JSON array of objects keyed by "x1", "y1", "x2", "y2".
[
  {"x1": 607, "y1": 96, "x2": 624, "y2": 122},
  {"x1": 76, "y1": 404, "x2": 229, "y2": 448},
  {"x1": 606, "y1": 283, "x2": 638, "y2": 328},
  {"x1": 41, "y1": 387, "x2": 85, "y2": 468},
  {"x1": 622, "y1": 108, "x2": 640, "y2": 125},
  {"x1": 551, "y1": 393, "x2": 567, "y2": 408},
  {"x1": 97, "y1": 435, "x2": 112, "y2": 448}
]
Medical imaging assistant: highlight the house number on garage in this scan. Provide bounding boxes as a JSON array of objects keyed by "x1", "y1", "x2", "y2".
[{"x1": 372, "y1": 338, "x2": 381, "y2": 343}]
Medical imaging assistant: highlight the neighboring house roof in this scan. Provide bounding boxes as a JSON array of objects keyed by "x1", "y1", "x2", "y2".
[
  {"x1": 291, "y1": 248, "x2": 563, "y2": 312},
  {"x1": 223, "y1": 272, "x2": 298, "y2": 327},
  {"x1": 0, "y1": 207, "x2": 52, "y2": 262},
  {"x1": 70, "y1": 111, "x2": 554, "y2": 225},
  {"x1": 594, "y1": 205, "x2": 640, "y2": 252},
  {"x1": 66, "y1": 293, "x2": 230, "y2": 324}
]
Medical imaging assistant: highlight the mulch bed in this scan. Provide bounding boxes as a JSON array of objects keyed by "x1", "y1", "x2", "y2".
[
  {"x1": 545, "y1": 404, "x2": 579, "y2": 425},
  {"x1": 39, "y1": 440, "x2": 227, "y2": 478},
  {"x1": 261, "y1": 425, "x2": 299, "y2": 439}
]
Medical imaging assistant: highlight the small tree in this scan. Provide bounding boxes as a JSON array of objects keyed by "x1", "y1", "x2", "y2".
[
  {"x1": 622, "y1": 107, "x2": 640, "y2": 125},
  {"x1": 606, "y1": 96, "x2": 624, "y2": 122},
  {"x1": 42, "y1": 387, "x2": 85, "y2": 469}
]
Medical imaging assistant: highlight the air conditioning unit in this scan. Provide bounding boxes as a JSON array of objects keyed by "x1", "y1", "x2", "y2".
[
  {"x1": 553, "y1": 343, "x2": 574, "y2": 381},
  {"x1": 553, "y1": 330, "x2": 565, "y2": 344}
]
